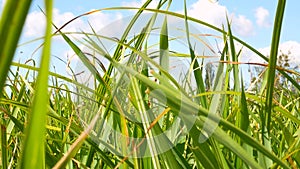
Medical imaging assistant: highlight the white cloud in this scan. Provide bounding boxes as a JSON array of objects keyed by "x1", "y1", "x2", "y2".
[
  {"x1": 53, "y1": 9, "x2": 85, "y2": 32},
  {"x1": 255, "y1": 7, "x2": 271, "y2": 28},
  {"x1": 266, "y1": 41, "x2": 300, "y2": 65},
  {"x1": 187, "y1": 0, "x2": 254, "y2": 37},
  {"x1": 232, "y1": 14, "x2": 254, "y2": 36},
  {"x1": 188, "y1": 0, "x2": 227, "y2": 27},
  {"x1": 24, "y1": 10, "x2": 46, "y2": 37},
  {"x1": 241, "y1": 41, "x2": 300, "y2": 67},
  {"x1": 122, "y1": 0, "x2": 159, "y2": 9},
  {"x1": 86, "y1": 10, "x2": 121, "y2": 33},
  {"x1": 24, "y1": 8, "x2": 121, "y2": 39},
  {"x1": 24, "y1": 8, "x2": 84, "y2": 37}
]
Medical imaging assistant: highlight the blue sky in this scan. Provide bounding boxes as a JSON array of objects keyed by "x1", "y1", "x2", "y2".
[
  {"x1": 23, "y1": 0, "x2": 299, "y2": 46},
  {"x1": 1, "y1": 0, "x2": 300, "y2": 71}
]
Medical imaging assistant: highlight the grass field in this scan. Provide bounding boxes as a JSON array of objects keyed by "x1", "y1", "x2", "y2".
[{"x1": 1, "y1": 0, "x2": 300, "y2": 168}]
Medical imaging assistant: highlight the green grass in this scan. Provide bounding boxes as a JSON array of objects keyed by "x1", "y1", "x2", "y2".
[{"x1": 1, "y1": 0, "x2": 300, "y2": 168}]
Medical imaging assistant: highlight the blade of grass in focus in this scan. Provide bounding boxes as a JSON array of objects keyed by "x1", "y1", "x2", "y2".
[
  {"x1": 159, "y1": 14, "x2": 169, "y2": 76},
  {"x1": 19, "y1": 1, "x2": 52, "y2": 168},
  {"x1": 264, "y1": 0, "x2": 286, "y2": 134},
  {"x1": 183, "y1": 0, "x2": 207, "y2": 108}
]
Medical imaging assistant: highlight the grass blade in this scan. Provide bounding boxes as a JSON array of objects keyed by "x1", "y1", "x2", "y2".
[
  {"x1": 130, "y1": 77, "x2": 161, "y2": 169},
  {"x1": 264, "y1": 0, "x2": 286, "y2": 134},
  {"x1": 0, "y1": 0, "x2": 33, "y2": 93},
  {"x1": 159, "y1": 16, "x2": 169, "y2": 75},
  {"x1": 183, "y1": 0, "x2": 207, "y2": 107},
  {"x1": 1, "y1": 124, "x2": 7, "y2": 169},
  {"x1": 52, "y1": 111, "x2": 101, "y2": 169},
  {"x1": 102, "y1": 0, "x2": 155, "y2": 92},
  {"x1": 19, "y1": 1, "x2": 52, "y2": 168},
  {"x1": 226, "y1": 17, "x2": 240, "y2": 93}
]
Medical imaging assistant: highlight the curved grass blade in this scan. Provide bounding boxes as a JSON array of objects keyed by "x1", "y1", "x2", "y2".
[
  {"x1": 264, "y1": 0, "x2": 286, "y2": 134},
  {"x1": 59, "y1": 32, "x2": 106, "y2": 88}
]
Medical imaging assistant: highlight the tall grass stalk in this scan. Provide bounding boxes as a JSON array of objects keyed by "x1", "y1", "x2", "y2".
[
  {"x1": 0, "y1": 0, "x2": 33, "y2": 94},
  {"x1": 264, "y1": 0, "x2": 286, "y2": 134},
  {"x1": 19, "y1": 1, "x2": 53, "y2": 168}
]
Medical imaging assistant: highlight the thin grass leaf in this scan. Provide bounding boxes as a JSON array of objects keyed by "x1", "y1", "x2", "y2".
[
  {"x1": 183, "y1": 0, "x2": 207, "y2": 108},
  {"x1": 226, "y1": 17, "x2": 240, "y2": 93},
  {"x1": 0, "y1": 0, "x2": 33, "y2": 92},
  {"x1": 264, "y1": 0, "x2": 286, "y2": 134},
  {"x1": 59, "y1": 32, "x2": 106, "y2": 87},
  {"x1": 195, "y1": 118, "x2": 263, "y2": 169},
  {"x1": 189, "y1": 127, "x2": 220, "y2": 168},
  {"x1": 130, "y1": 77, "x2": 161, "y2": 169},
  {"x1": 1, "y1": 124, "x2": 7, "y2": 169},
  {"x1": 159, "y1": 16, "x2": 169, "y2": 74},
  {"x1": 19, "y1": 1, "x2": 52, "y2": 168},
  {"x1": 239, "y1": 78, "x2": 249, "y2": 134},
  {"x1": 53, "y1": 111, "x2": 101, "y2": 169},
  {"x1": 11, "y1": 62, "x2": 96, "y2": 95},
  {"x1": 101, "y1": 0, "x2": 156, "y2": 95},
  {"x1": 237, "y1": 77, "x2": 252, "y2": 169},
  {"x1": 85, "y1": 147, "x2": 95, "y2": 167}
]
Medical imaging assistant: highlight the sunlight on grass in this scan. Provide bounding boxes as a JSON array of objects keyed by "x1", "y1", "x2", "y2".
[{"x1": 1, "y1": 0, "x2": 299, "y2": 168}]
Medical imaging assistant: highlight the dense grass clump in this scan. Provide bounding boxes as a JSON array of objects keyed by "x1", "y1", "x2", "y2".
[{"x1": 1, "y1": 0, "x2": 300, "y2": 168}]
